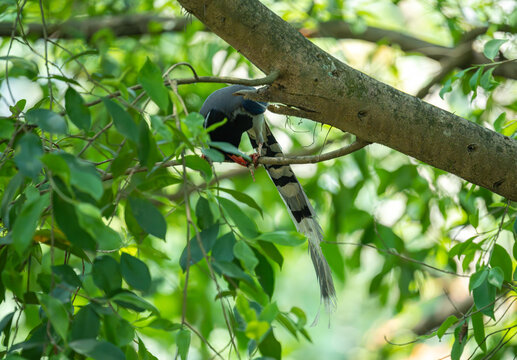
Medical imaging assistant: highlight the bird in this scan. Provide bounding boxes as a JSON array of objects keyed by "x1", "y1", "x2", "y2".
[{"x1": 200, "y1": 85, "x2": 336, "y2": 311}]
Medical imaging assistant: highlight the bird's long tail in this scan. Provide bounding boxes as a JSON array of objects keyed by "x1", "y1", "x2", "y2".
[{"x1": 249, "y1": 124, "x2": 336, "y2": 311}]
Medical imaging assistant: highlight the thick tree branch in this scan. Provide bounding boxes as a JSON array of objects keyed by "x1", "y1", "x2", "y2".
[{"x1": 178, "y1": 0, "x2": 517, "y2": 201}]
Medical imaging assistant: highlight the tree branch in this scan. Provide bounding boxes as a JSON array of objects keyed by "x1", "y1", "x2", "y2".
[{"x1": 178, "y1": 0, "x2": 517, "y2": 201}]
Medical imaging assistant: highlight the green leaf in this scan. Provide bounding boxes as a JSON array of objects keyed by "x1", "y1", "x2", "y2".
[
  {"x1": 176, "y1": 329, "x2": 191, "y2": 360},
  {"x1": 255, "y1": 251, "x2": 275, "y2": 298},
  {"x1": 489, "y1": 244, "x2": 513, "y2": 282},
  {"x1": 469, "y1": 67, "x2": 482, "y2": 93},
  {"x1": 469, "y1": 267, "x2": 488, "y2": 291},
  {"x1": 41, "y1": 153, "x2": 70, "y2": 184},
  {"x1": 179, "y1": 224, "x2": 219, "y2": 271},
  {"x1": 104, "y1": 314, "x2": 134, "y2": 347},
  {"x1": 195, "y1": 196, "x2": 214, "y2": 230},
  {"x1": 37, "y1": 293, "x2": 69, "y2": 341},
  {"x1": 137, "y1": 119, "x2": 152, "y2": 167},
  {"x1": 14, "y1": 132, "x2": 43, "y2": 178},
  {"x1": 209, "y1": 141, "x2": 250, "y2": 161},
  {"x1": 472, "y1": 278, "x2": 496, "y2": 319},
  {"x1": 246, "y1": 320, "x2": 269, "y2": 341},
  {"x1": 451, "y1": 323, "x2": 468, "y2": 360},
  {"x1": 184, "y1": 155, "x2": 212, "y2": 180},
  {"x1": 480, "y1": 67, "x2": 497, "y2": 91},
  {"x1": 437, "y1": 315, "x2": 458, "y2": 339},
  {"x1": 217, "y1": 196, "x2": 259, "y2": 238},
  {"x1": 52, "y1": 264, "x2": 82, "y2": 287},
  {"x1": 257, "y1": 231, "x2": 305, "y2": 247},
  {"x1": 259, "y1": 302, "x2": 279, "y2": 323},
  {"x1": 471, "y1": 307, "x2": 486, "y2": 352},
  {"x1": 439, "y1": 77, "x2": 453, "y2": 99},
  {"x1": 120, "y1": 252, "x2": 152, "y2": 292},
  {"x1": 217, "y1": 187, "x2": 263, "y2": 216},
  {"x1": 213, "y1": 261, "x2": 254, "y2": 285},
  {"x1": 201, "y1": 148, "x2": 225, "y2": 162},
  {"x1": 0, "y1": 118, "x2": 15, "y2": 139},
  {"x1": 25, "y1": 108, "x2": 68, "y2": 134},
  {"x1": 487, "y1": 267, "x2": 504, "y2": 289},
  {"x1": 69, "y1": 339, "x2": 125, "y2": 360},
  {"x1": 258, "y1": 240, "x2": 283, "y2": 268},
  {"x1": 53, "y1": 191, "x2": 96, "y2": 251},
  {"x1": 103, "y1": 98, "x2": 139, "y2": 143},
  {"x1": 76, "y1": 203, "x2": 121, "y2": 250},
  {"x1": 468, "y1": 208, "x2": 479, "y2": 228},
  {"x1": 9, "y1": 99, "x2": 26, "y2": 117},
  {"x1": 234, "y1": 241, "x2": 259, "y2": 270},
  {"x1": 70, "y1": 305, "x2": 100, "y2": 341},
  {"x1": 493, "y1": 112, "x2": 506, "y2": 132},
  {"x1": 60, "y1": 152, "x2": 103, "y2": 200},
  {"x1": 128, "y1": 196, "x2": 167, "y2": 240},
  {"x1": 138, "y1": 58, "x2": 169, "y2": 112},
  {"x1": 212, "y1": 232, "x2": 236, "y2": 262},
  {"x1": 65, "y1": 87, "x2": 91, "y2": 130},
  {"x1": 483, "y1": 39, "x2": 508, "y2": 61},
  {"x1": 111, "y1": 290, "x2": 158, "y2": 314},
  {"x1": 92, "y1": 256, "x2": 122, "y2": 294},
  {"x1": 11, "y1": 193, "x2": 49, "y2": 254},
  {"x1": 258, "y1": 329, "x2": 282, "y2": 359}
]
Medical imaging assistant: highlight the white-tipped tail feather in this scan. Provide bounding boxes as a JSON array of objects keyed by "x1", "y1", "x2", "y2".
[{"x1": 248, "y1": 121, "x2": 336, "y2": 311}]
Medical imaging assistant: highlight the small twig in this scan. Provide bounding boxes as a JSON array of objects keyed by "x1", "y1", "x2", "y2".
[{"x1": 259, "y1": 139, "x2": 370, "y2": 165}]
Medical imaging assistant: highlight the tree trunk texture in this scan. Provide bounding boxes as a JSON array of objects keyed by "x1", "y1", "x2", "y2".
[{"x1": 178, "y1": 0, "x2": 517, "y2": 201}]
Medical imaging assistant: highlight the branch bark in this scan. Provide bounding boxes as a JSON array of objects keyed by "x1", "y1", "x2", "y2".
[{"x1": 178, "y1": 0, "x2": 517, "y2": 201}]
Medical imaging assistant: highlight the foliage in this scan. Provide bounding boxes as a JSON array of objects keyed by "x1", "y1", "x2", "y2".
[{"x1": 0, "y1": 0, "x2": 516, "y2": 359}]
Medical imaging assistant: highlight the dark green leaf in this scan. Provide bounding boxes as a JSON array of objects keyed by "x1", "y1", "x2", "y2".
[
  {"x1": 138, "y1": 58, "x2": 169, "y2": 112},
  {"x1": 255, "y1": 251, "x2": 275, "y2": 298},
  {"x1": 37, "y1": 293, "x2": 69, "y2": 341},
  {"x1": 14, "y1": 132, "x2": 43, "y2": 178},
  {"x1": 104, "y1": 314, "x2": 134, "y2": 347},
  {"x1": 12, "y1": 193, "x2": 49, "y2": 254},
  {"x1": 195, "y1": 196, "x2": 214, "y2": 229},
  {"x1": 111, "y1": 290, "x2": 158, "y2": 314},
  {"x1": 92, "y1": 256, "x2": 122, "y2": 294},
  {"x1": 52, "y1": 264, "x2": 82, "y2": 287},
  {"x1": 217, "y1": 187, "x2": 263, "y2": 216},
  {"x1": 128, "y1": 196, "x2": 167, "y2": 240},
  {"x1": 217, "y1": 196, "x2": 259, "y2": 238},
  {"x1": 493, "y1": 112, "x2": 506, "y2": 133},
  {"x1": 213, "y1": 261, "x2": 254, "y2": 285},
  {"x1": 70, "y1": 305, "x2": 100, "y2": 340},
  {"x1": 65, "y1": 87, "x2": 91, "y2": 130},
  {"x1": 483, "y1": 39, "x2": 507, "y2": 61},
  {"x1": 437, "y1": 315, "x2": 457, "y2": 339},
  {"x1": 176, "y1": 329, "x2": 191, "y2": 360},
  {"x1": 179, "y1": 224, "x2": 219, "y2": 271},
  {"x1": 75, "y1": 203, "x2": 121, "y2": 250},
  {"x1": 473, "y1": 278, "x2": 496, "y2": 319},
  {"x1": 53, "y1": 191, "x2": 96, "y2": 251},
  {"x1": 468, "y1": 67, "x2": 482, "y2": 92},
  {"x1": 489, "y1": 244, "x2": 513, "y2": 282},
  {"x1": 212, "y1": 232, "x2": 236, "y2": 263},
  {"x1": 26, "y1": 108, "x2": 68, "y2": 134},
  {"x1": 439, "y1": 78, "x2": 453, "y2": 99},
  {"x1": 480, "y1": 67, "x2": 497, "y2": 91},
  {"x1": 258, "y1": 240, "x2": 283, "y2": 268},
  {"x1": 138, "y1": 119, "x2": 152, "y2": 167},
  {"x1": 120, "y1": 252, "x2": 152, "y2": 292},
  {"x1": 103, "y1": 98, "x2": 139, "y2": 143},
  {"x1": 471, "y1": 307, "x2": 486, "y2": 352},
  {"x1": 201, "y1": 148, "x2": 225, "y2": 162},
  {"x1": 258, "y1": 329, "x2": 281, "y2": 360},
  {"x1": 234, "y1": 241, "x2": 259, "y2": 270},
  {"x1": 69, "y1": 339, "x2": 125, "y2": 360}
]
